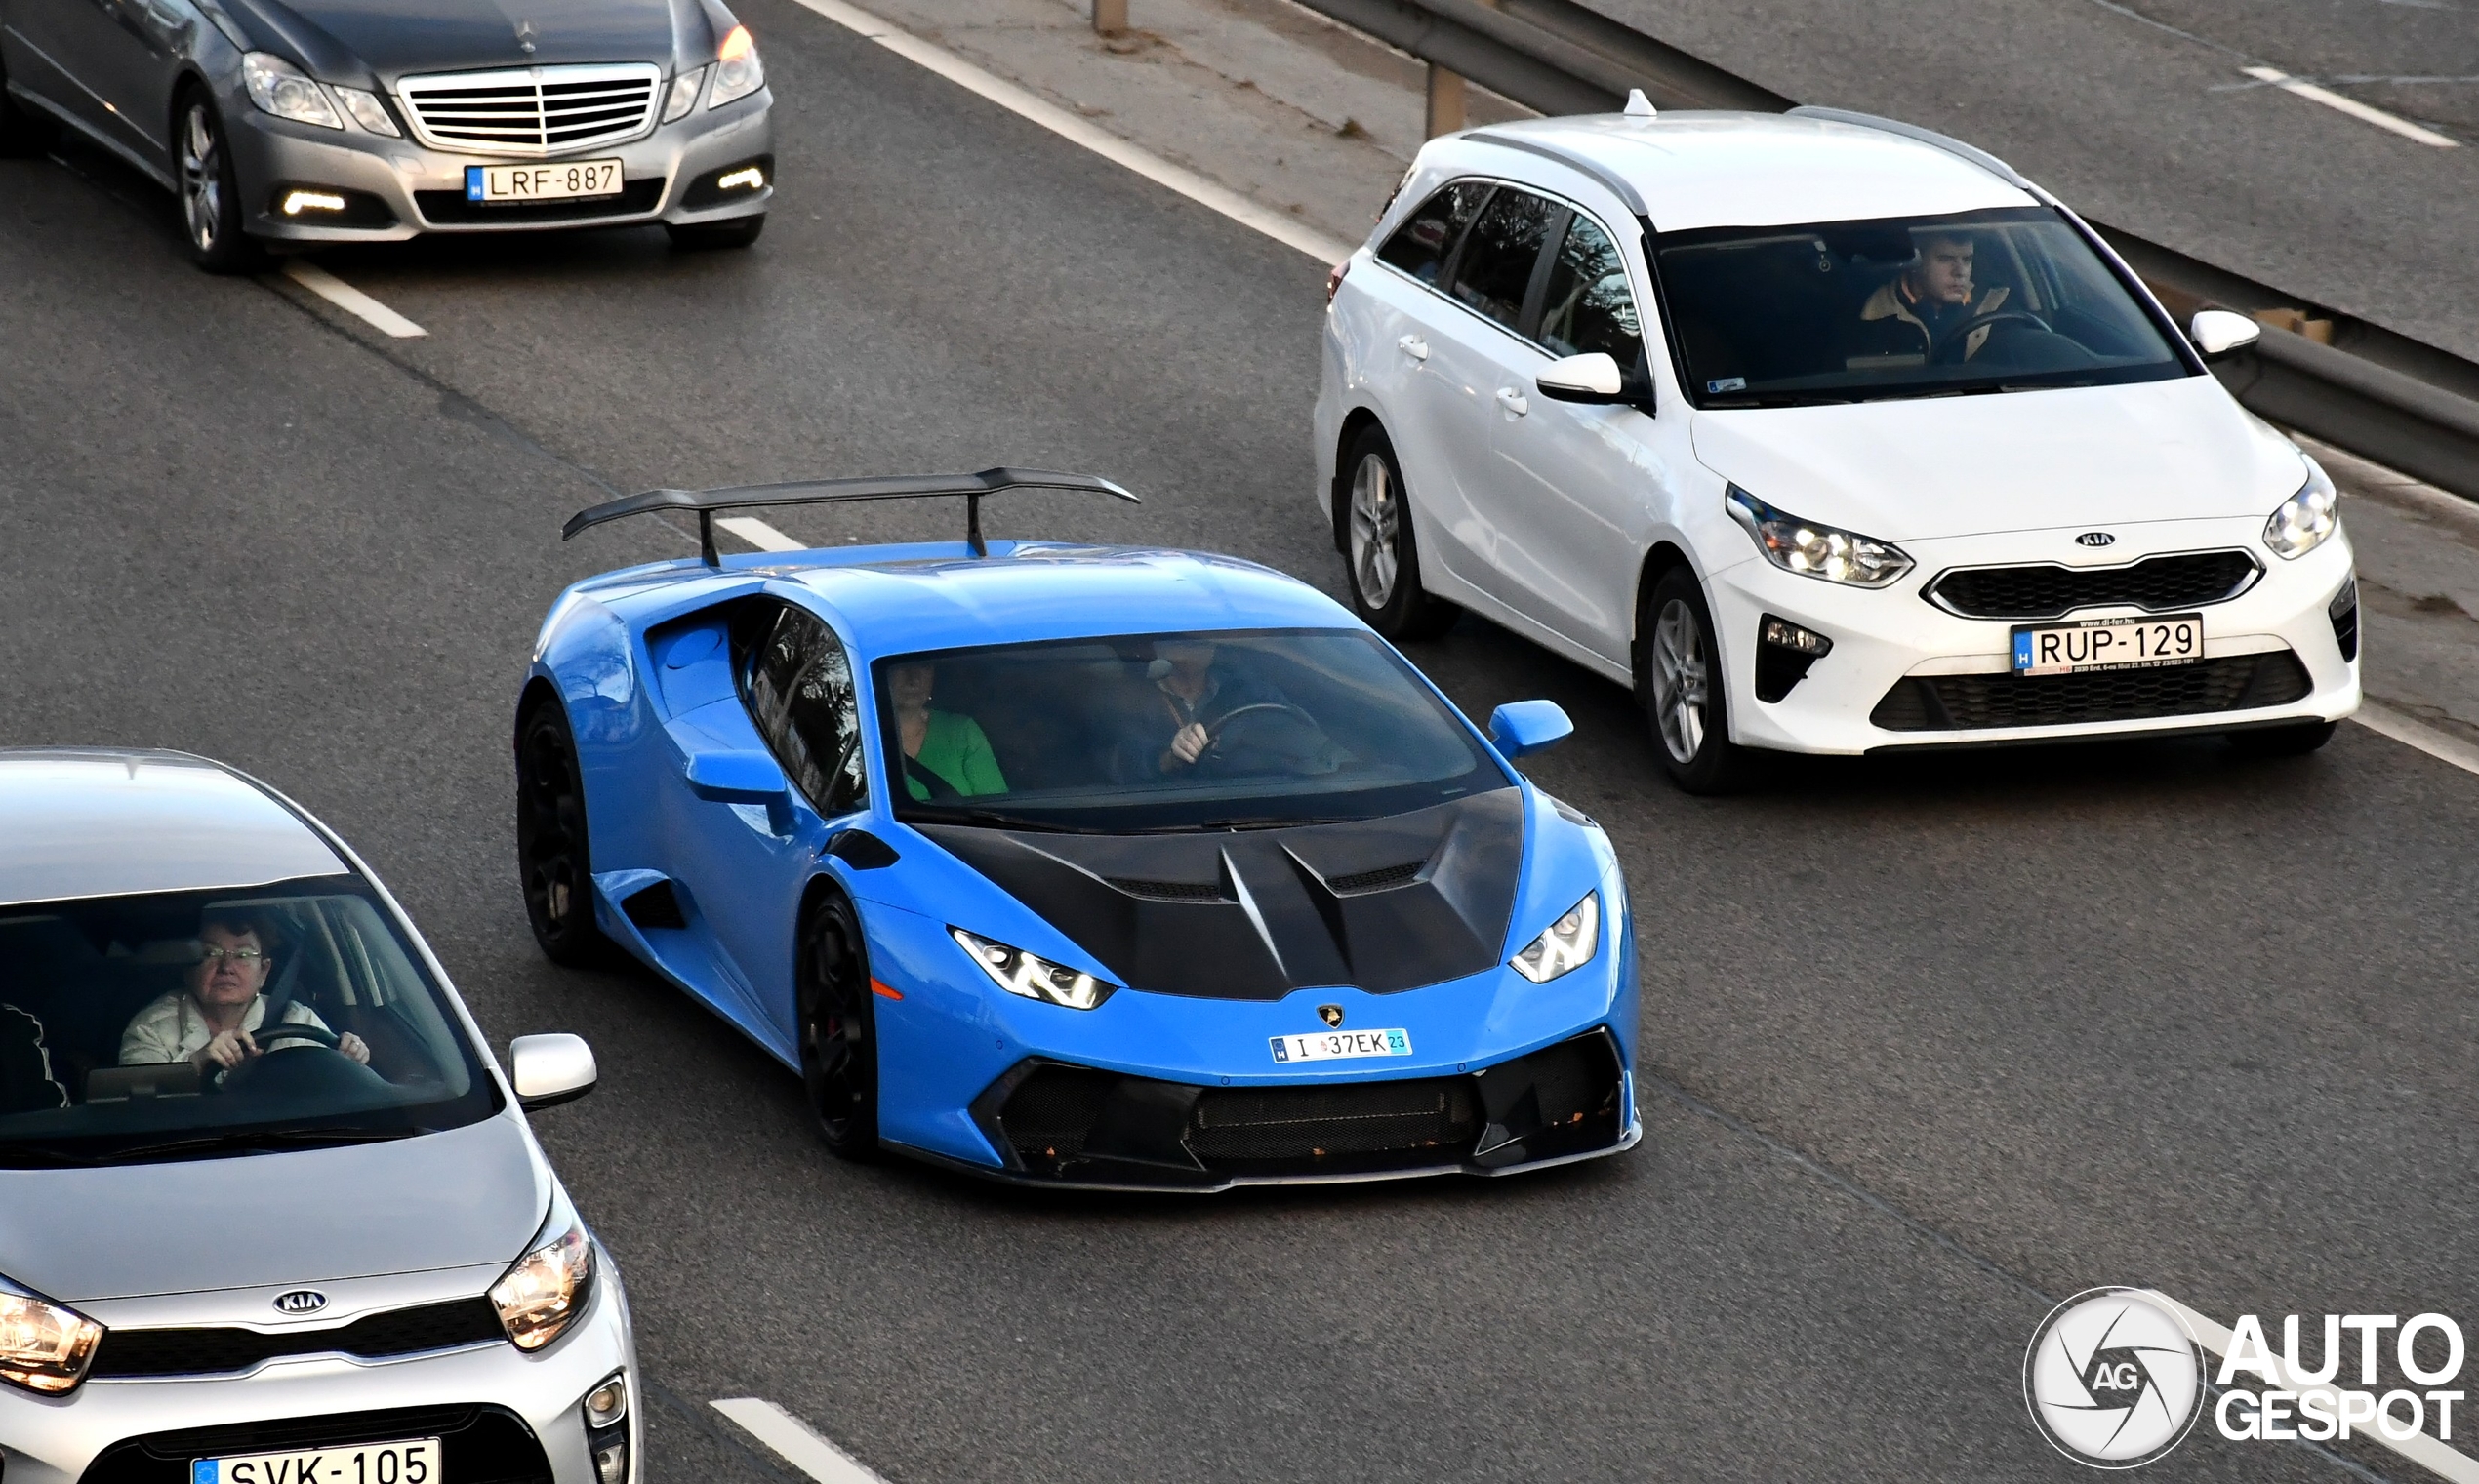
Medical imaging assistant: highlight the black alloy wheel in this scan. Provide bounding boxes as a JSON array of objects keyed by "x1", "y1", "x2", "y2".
[
  {"x1": 2226, "y1": 719, "x2": 2337, "y2": 759},
  {"x1": 796, "y1": 891, "x2": 879, "y2": 1159},
  {"x1": 1337, "y1": 423, "x2": 1458, "y2": 641},
  {"x1": 1639, "y1": 565, "x2": 1756, "y2": 794},
  {"x1": 175, "y1": 91, "x2": 267, "y2": 274},
  {"x1": 666, "y1": 215, "x2": 765, "y2": 250},
  {"x1": 516, "y1": 701, "x2": 614, "y2": 966}
]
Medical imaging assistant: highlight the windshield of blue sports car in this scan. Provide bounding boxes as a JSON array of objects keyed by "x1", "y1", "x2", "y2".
[
  {"x1": 0, "y1": 876, "x2": 497, "y2": 1167},
  {"x1": 1658, "y1": 206, "x2": 2190, "y2": 407},
  {"x1": 877, "y1": 628, "x2": 1507, "y2": 832}
]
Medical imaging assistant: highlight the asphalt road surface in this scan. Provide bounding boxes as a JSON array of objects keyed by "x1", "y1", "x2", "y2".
[
  {"x1": 1590, "y1": 0, "x2": 2479, "y2": 362},
  {"x1": 3, "y1": 5, "x2": 2475, "y2": 1479}
]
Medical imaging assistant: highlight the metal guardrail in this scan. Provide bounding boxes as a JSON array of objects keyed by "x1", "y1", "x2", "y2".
[{"x1": 1287, "y1": 0, "x2": 2479, "y2": 501}]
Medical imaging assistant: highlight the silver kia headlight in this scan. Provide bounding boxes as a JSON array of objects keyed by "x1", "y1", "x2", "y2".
[
  {"x1": 709, "y1": 25, "x2": 765, "y2": 108},
  {"x1": 242, "y1": 53, "x2": 344, "y2": 129},
  {"x1": 1510, "y1": 892, "x2": 1600, "y2": 983},
  {"x1": 2264, "y1": 460, "x2": 2339, "y2": 559},
  {"x1": 331, "y1": 85, "x2": 399, "y2": 137},
  {"x1": 1727, "y1": 486, "x2": 1913, "y2": 587},
  {"x1": 952, "y1": 927, "x2": 1117, "y2": 1010},
  {"x1": 0, "y1": 1272, "x2": 102, "y2": 1395},
  {"x1": 491, "y1": 1202, "x2": 594, "y2": 1351}
]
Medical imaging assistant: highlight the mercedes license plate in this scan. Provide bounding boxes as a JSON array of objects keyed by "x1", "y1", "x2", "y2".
[
  {"x1": 195, "y1": 1437, "x2": 438, "y2": 1484},
  {"x1": 2012, "y1": 613, "x2": 2204, "y2": 675},
  {"x1": 465, "y1": 158, "x2": 623, "y2": 203},
  {"x1": 1270, "y1": 1027, "x2": 1411, "y2": 1063}
]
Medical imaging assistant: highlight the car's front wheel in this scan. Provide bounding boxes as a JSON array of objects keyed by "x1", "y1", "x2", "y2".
[
  {"x1": 516, "y1": 700, "x2": 615, "y2": 966},
  {"x1": 1338, "y1": 424, "x2": 1457, "y2": 641},
  {"x1": 176, "y1": 92, "x2": 267, "y2": 274},
  {"x1": 797, "y1": 889, "x2": 879, "y2": 1160},
  {"x1": 1640, "y1": 566, "x2": 1755, "y2": 794},
  {"x1": 666, "y1": 215, "x2": 765, "y2": 250}
]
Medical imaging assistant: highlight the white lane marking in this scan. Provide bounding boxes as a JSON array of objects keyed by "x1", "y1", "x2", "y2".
[
  {"x1": 782, "y1": 0, "x2": 1357, "y2": 264},
  {"x1": 2243, "y1": 66, "x2": 2459, "y2": 147},
  {"x1": 2355, "y1": 699, "x2": 2479, "y2": 777},
  {"x1": 711, "y1": 1399, "x2": 888, "y2": 1484},
  {"x1": 715, "y1": 515, "x2": 807, "y2": 551},
  {"x1": 2138, "y1": 1290, "x2": 2479, "y2": 1482},
  {"x1": 280, "y1": 261, "x2": 428, "y2": 337}
]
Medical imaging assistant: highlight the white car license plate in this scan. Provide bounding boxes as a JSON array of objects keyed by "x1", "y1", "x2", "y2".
[
  {"x1": 464, "y1": 158, "x2": 623, "y2": 204},
  {"x1": 195, "y1": 1437, "x2": 438, "y2": 1484},
  {"x1": 2012, "y1": 613, "x2": 2204, "y2": 675},
  {"x1": 1269, "y1": 1027, "x2": 1411, "y2": 1063}
]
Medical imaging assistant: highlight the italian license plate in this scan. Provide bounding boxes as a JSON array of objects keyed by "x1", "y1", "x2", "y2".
[
  {"x1": 2012, "y1": 613, "x2": 2204, "y2": 675},
  {"x1": 1270, "y1": 1027, "x2": 1411, "y2": 1063},
  {"x1": 194, "y1": 1437, "x2": 438, "y2": 1484},
  {"x1": 464, "y1": 158, "x2": 623, "y2": 203}
]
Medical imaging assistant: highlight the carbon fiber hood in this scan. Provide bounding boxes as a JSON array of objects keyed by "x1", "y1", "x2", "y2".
[{"x1": 919, "y1": 788, "x2": 1524, "y2": 1000}]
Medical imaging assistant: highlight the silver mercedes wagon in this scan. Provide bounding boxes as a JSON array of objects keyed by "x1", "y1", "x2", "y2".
[{"x1": 0, "y1": 749, "x2": 635, "y2": 1484}]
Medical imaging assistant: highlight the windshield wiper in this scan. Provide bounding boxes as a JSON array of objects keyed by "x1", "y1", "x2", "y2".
[
  {"x1": 916, "y1": 809, "x2": 1107, "y2": 834},
  {"x1": 1700, "y1": 391, "x2": 1857, "y2": 409},
  {"x1": 1131, "y1": 815, "x2": 1361, "y2": 833},
  {"x1": 92, "y1": 1126, "x2": 427, "y2": 1165}
]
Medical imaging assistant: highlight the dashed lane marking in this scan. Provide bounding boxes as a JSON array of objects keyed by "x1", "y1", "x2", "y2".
[
  {"x1": 782, "y1": 0, "x2": 1356, "y2": 265},
  {"x1": 711, "y1": 1399, "x2": 889, "y2": 1484},
  {"x1": 2355, "y1": 699, "x2": 2479, "y2": 778},
  {"x1": 715, "y1": 515, "x2": 807, "y2": 551},
  {"x1": 2243, "y1": 67, "x2": 2459, "y2": 147},
  {"x1": 280, "y1": 261, "x2": 428, "y2": 338}
]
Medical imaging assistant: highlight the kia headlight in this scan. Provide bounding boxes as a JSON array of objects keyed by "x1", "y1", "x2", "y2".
[
  {"x1": 1510, "y1": 892, "x2": 1600, "y2": 983},
  {"x1": 491, "y1": 1204, "x2": 593, "y2": 1351},
  {"x1": 2264, "y1": 460, "x2": 2339, "y2": 559},
  {"x1": 709, "y1": 25, "x2": 764, "y2": 108},
  {"x1": 952, "y1": 928, "x2": 1117, "y2": 1010},
  {"x1": 331, "y1": 85, "x2": 399, "y2": 136},
  {"x1": 0, "y1": 1273, "x2": 102, "y2": 1395},
  {"x1": 1727, "y1": 485, "x2": 1913, "y2": 587},
  {"x1": 242, "y1": 53, "x2": 344, "y2": 129}
]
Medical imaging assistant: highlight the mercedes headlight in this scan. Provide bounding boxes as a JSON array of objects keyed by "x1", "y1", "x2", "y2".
[
  {"x1": 1727, "y1": 485, "x2": 1913, "y2": 587},
  {"x1": 491, "y1": 1203, "x2": 593, "y2": 1351},
  {"x1": 242, "y1": 53, "x2": 344, "y2": 129},
  {"x1": 1510, "y1": 892, "x2": 1600, "y2": 983},
  {"x1": 952, "y1": 928, "x2": 1117, "y2": 1010},
  {"x1": 2264, "y1": 460, "x2": 2339, "y2": 559},
  {"x1": 0, "y1": 1273, "x2": 102, "y2": 1395},
  {"x1": 331, "y1": 85, "x2": 399, "y2": 136},
  {"x1": 709, "y1": 26, "x2": 764, "y2": 108},
  {"x1": 662, "y1": 66, "x2": 707, "y2": 122}
]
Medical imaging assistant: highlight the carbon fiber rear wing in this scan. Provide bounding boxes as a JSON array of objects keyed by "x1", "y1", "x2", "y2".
[{"x1": 562, "y1": 468, "x2": 1140, "y2": 566}]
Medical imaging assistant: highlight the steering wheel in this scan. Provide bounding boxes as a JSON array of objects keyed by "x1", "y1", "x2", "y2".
[
  {"x1": 1930, "y1": 307, "x2": 2052, "y2": 363},
  {"x1": 253, "y1": 1022, "x2": 342, "y2": 1054},
  {"x1": 1204, "y1": 702, "x2": 1318, "y2": 752}
]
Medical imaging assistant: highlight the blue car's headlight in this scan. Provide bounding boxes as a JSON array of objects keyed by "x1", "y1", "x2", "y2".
[
  {"x1": 952, "y1": 928, "x2": 1117, "y2": 1010},
  {"x1": 1509, "y1": 892, "x2": 1600, "y2": 983}
]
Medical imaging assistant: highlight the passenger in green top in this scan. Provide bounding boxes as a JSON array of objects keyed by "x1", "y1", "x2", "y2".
[{"x1": 888, "y1": 662, "x2": 1007, "y2": 801}]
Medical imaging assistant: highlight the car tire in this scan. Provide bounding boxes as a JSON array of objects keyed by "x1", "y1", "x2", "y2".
[
  {"x1": 666, "y1": 214, "x2": 764, "y2": 250},
  {"x1": 1337, "y1": 424, "x2": 1458, "y2": 641},
  {"x1": 515, "y1": 700, "x2": 618, "y2": 967},
  {"x1": 796, "y1": 889, "x2": 880, "y2": 1160},
  {"x1": 2226, "y1": 719, "x2": 2337, "y2": 759},
  {"x1": 0, "y1": 60, "x2": 60, "y2": 156},
  {"x1": 175, "y1": 91, "x2": 268, "y2": 274},
  {"x1": 1639, "y1": 565, "x2": 1756, "y2": 794}
]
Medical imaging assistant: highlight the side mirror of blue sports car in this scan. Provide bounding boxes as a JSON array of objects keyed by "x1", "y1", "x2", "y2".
[
  {"x1": 682, "y1": 748, "x2": 791, "y2": 801},
  {"x1": 1487, "y1": 700, "x2": 1573, "y2": 758}
]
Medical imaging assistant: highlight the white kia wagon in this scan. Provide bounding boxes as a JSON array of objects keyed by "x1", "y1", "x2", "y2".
[{"x1": 1314, "y1": 101, "x2": 2359, "y2": 791}]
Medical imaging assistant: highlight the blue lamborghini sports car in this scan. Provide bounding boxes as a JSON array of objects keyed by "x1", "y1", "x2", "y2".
[{"x1": 516, "y1": 470, "x2": 1638, "y2": 1189}]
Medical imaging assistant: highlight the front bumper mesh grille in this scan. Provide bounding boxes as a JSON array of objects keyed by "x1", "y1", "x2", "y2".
[
  {"x1": 89, "y1": 1298, "x2": 504, "y2": 1379},
  {"x1": 1927, "y1": 551, "x2": 2260, "y2": 620},
  {"x1": 1870, "y1": 652, "x2": 2313, "y2": 732},
  {"x1": 975, "y1": 1030, "x2": 1626, "y2": 1185},
  {"x1": 396, "y1": 64, "x2": 660, "y2": 156}
]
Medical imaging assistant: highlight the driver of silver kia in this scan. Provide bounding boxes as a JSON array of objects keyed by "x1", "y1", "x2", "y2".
[
  {"x1": 1853, "y1": 229, "x2": 2012, "y2": 362},
  {"x1": 119, "y1": 911, "x2": 369, "y2": 1072}
]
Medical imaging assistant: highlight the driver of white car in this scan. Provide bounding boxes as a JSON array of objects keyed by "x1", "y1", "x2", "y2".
[
  {"x1": 1853, "y1": 229, "x2": 2012, "y2": 362},
  {"x1": 119, "y1": 911, "x2": 369, "y2": 1072}
]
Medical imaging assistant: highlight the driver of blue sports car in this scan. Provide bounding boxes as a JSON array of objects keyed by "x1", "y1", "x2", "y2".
[
  {"x1": 1853, "y1": 229, "x2": 2011, "y2": 362},
  {"x1": 1140, "y1": 639, "x2": 1337, "y2": 778},
  {"x1": 119, "y1": 912, "x2": 369, "y2": 1072}
]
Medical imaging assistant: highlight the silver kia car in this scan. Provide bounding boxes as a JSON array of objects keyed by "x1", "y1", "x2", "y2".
[
  {"x1": 0, "y1": 750, "x2": 637, "y2": 1484},
  {"x1": 0, "y1": 0, "x2": 772, "y2": 269}
]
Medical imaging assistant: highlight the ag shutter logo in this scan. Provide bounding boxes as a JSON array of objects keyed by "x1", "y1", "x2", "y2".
[{"x1": 2024, "y1": 1288, "x2": 2205, "y2": 1467}]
